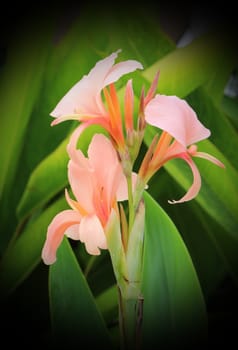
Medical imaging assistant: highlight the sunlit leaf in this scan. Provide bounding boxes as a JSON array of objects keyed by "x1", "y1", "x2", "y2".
[{"x1": 142, "y1": 29, "x2": 234, "y2": 98}]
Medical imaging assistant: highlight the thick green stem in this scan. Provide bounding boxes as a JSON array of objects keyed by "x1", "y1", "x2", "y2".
[
  {"x1": 126, "y1": 174, "x2": 135, "y2": 233},
  {"x1": 118, "y1": 285, "x2": 143, "y2": 350}
]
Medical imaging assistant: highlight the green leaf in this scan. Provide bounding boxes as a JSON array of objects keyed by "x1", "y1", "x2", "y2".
[
  {"x1": 221, "y1": 95, "x2": 238, "y2": 129},
  {"x1": 0, "y1": 20, "x2": 54, "y2": 199},
  {"x1": 161, "y1": 196, "x2": 232, "y2": 297},
  {"x1": 142, "y1": 29, "x2": 234, "y2": 98},
  {"x1": 96, "y1": 284, "x2": 118, "y2": 324},
  {"x1": 0, "y1": 196, "x2": 67, "y2": 298},
  {"x1": 49, "y1": 238, "x2": 113, "y2": 349},
  {"x1": 142, "y1": 192, "x2": 207, "y2": 348}
]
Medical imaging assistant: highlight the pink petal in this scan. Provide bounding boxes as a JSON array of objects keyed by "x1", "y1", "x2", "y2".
[
  {"x1": 145, "y1": 95, "x2": 211, "y2": 146},
  {"x1": 104, "y1": 60, "x2": 143, "y2": 87},
  {"x1": 64, "y1": 224, "x2": 80, "y2": 240},
  {"x1": 42, "y1": 210, "x2": 81, "y2": 265},
  {"x1": 194, "y1": 151, "x2": 225, "y2": 168},
  {"x1": 79, "y1": 215, "x2": 107, "y2": 255},
  {"x1": 68, "y1": 160, "x2": 95, "y2": 213},
  {"x1": 67, "y1": 123, "x2": 92, "y2": 163},
  {"x1": 168, "y1": 154, "x2": 201, "y2": 204},
  {"x1": 88, "y1": 134, "x2": 123, "y2": 204},
  {"x1": 51, "y1": 50, "x2": 141, "y2": 120},
  {"x1": 51, "y1": 113, "x2": 103, "y2": 126}
]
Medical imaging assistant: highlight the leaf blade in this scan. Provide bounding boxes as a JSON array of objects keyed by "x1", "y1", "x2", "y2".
[
  {"x1": 142, "y1": 192, "x2": 207, "y2": 348},
  {"x1": 49, "y1": 238, "x2": 113, "y2": 349}
]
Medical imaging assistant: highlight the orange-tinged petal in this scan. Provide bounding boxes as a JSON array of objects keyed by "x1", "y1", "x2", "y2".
[
  {"x1": 168, "y1": 154, "x2": 201, "y2": 204},
  {"x1": 79, "y1": 215, "x2": 107, "y2": 255},
  {"x1": 88, "y1": 134, "x2": 123, "y2": 205},
  {"x1": 124, "y1": 79, "x2": 134, "y2": 130},
  {"x1": 42, "y1": 210, "x2": 81, "y2": 265},
  {"x1": 65, "y1": 188, "x2": 88, "y2": 216},
  {"x1": 144, "y1": 70, "x2": 159, "y2": 106}
]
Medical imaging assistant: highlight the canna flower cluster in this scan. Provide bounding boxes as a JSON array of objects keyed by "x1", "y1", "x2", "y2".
[{"x1": 42, "y1": 50, "x2": 224, "y2": 265}]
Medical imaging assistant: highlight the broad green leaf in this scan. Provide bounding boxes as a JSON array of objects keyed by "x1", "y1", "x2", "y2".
[
  {"x1": 142, "y1": 192, "x2": 207, "y2": 348},
  {"x1": 142, "y1": 29, "x2": 234, "y2": 98},
  {"x1": 0, "y1": 196, "x2": 66, "y2": 298},
  {"x1": 49, "y1": 238, "x2": 113, "y2": 349}
]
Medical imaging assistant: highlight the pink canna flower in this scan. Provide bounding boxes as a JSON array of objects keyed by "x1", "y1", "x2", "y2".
[
  {"x1": 42, "y1": 133, "x2": 130, "y2": 265},
  {"x1": 142, "y1": 94, "x2": 224, "y2": 204},
  {"x1": 50, "y1": 50, "x2": 143, "y2": 148}
]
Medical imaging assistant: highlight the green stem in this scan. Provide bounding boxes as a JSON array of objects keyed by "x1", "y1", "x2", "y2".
[{"x1": 127, "y1": 174, "x2": 135, "y2": 233}]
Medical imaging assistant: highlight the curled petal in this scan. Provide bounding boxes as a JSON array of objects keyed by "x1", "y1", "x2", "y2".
[
  {"x1": 194, "y1": 151, "x2": 225, "y2": 168},
  {"x1": 67, "y1": 123, "x2": 92, "y2": 163},
  {"x1": 104, "y1": 60, "x2": 143, "y2": 87},
  {"x1": 168, "y1": 154, "x2": 201, "y2": 204},
  {"x1": 79, "y1": 215, "x2": 107, "y2": 255},
  {"x1": 42, "y1": 210, "x2": 81, "y2": 265},
  {"x1": 145, "y1": 94, "x2": 211, "y2": 146}
]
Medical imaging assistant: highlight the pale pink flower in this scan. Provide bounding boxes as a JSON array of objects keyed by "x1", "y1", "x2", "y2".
[
  {"x1": 50, "y1": 50, "x2": 143, "y2": 148},
  {"x1": 143, "y1": 94, "x2": 224, "y2": 203},
  {"x1": 42, "y1": 134, "x2": 130, "y2": 265}
]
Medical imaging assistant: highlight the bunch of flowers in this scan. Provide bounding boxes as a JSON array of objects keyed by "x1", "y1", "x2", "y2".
[{"x1": 41, "y1": 50, "x2": 224, "y2": 349}]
